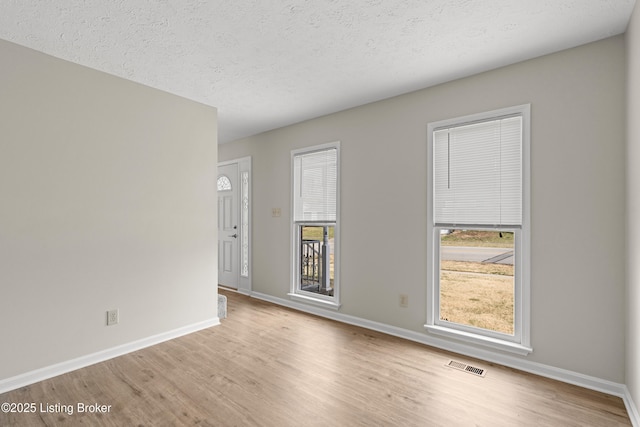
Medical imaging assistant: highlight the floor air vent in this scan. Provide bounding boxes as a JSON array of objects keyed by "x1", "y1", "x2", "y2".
[{"x1": 446, "y1": 360, "x2": 486, "y2": 377}]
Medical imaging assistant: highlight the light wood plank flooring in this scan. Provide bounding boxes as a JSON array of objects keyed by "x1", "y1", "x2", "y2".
[{"x1": 0, "y1": 289, "x2": 632, "y2": 426}]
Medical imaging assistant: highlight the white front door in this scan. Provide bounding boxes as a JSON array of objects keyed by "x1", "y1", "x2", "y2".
[{"x1": 218, "y1": 163, "x2": 239, "y2": 288}]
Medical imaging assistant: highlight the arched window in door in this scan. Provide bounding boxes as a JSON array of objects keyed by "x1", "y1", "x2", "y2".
[{"x1": 217, "y1": 175, "x2": 232, "y2": 191}]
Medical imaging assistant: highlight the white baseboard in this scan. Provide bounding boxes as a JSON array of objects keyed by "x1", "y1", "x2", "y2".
[
  {"x1": 0, "y1": 317, "x2": 220, "y2": 395},
  {"x1": 251, "y1": 291, "x2": 630, "y2": 402},
  {"x1": 623, "y1": 386, "x2": 640, "y2": 427}
]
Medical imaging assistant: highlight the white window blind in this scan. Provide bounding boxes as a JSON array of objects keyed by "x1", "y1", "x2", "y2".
[
  {"x1": 434, "y1": 116, "x2": 522, "y2": 226},
  {"x1": 293, "y1": 148, "x2": 337, "y2": 222}
]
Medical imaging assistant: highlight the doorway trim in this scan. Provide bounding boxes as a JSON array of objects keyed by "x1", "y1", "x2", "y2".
[{"x1": 218, "y1": 156, "x2": 252, "y2": 295}]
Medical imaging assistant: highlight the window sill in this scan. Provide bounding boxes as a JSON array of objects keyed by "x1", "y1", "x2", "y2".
[
  {"x1": 288, "y1": 293, "x2": 341, "y2": 310},
  {"x1": 424, "y1": 324, "x2": 532, "y2": 356}
]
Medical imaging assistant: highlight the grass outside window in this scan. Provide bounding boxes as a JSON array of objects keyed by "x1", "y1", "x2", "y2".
[{"x1": 439, "y1": 230, "x2": 515, "y2": 335}]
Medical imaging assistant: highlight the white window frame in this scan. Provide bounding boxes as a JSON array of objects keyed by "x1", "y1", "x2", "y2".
[
  {"x1": 289, "y1": 141, "x2": 341, "y2": 310},
  {"x1": 425, "y1": 105, "x2": 532, "y2": 355}
]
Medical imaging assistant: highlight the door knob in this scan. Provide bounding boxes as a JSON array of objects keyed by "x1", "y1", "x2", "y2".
[{"x1": 230, "y1": 233, "x2": 238, "y2": 238}]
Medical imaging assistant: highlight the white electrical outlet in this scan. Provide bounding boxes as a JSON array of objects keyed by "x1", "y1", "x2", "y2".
[
  {"x1": 399, "y1": 294, "x2": 409, "y2": 308},
  {"x1": 107, "y1": 309, "x2": 119, "y2": 326}
]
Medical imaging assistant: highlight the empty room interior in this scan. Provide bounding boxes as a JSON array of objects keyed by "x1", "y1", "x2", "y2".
[{"x1": 2, "y1": 1, "x2": 640, "y2": 425}]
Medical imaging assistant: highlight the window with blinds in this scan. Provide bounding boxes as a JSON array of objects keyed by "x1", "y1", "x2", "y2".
[
  {"x1": 433, "y1": 116, "x2": 522, "y2": 227},
  {"x1": 290, "y1": 142, "x2": 340, "y2": 307},
  {"x1": 426, "y1": 105, "x2": 531, "y2": 355},
  {"x1": 293, "y1": 148, "x2": 337, "y2": 222}
]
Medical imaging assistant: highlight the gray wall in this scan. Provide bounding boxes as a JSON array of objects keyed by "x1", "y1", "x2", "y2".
[
  {"x1": 0, "y1": 40, "x2": 218, "y2": 380},
  {"x1": 627, "y1": 1, "x2": 640, "y2": 414},
  {"x1": 220, "y1": 36, "x2": 626, "y2": 383}
]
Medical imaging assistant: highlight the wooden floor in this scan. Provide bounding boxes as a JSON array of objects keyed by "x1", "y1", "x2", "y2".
[{"x1": 0, "y1": 289, "x2": 631, "y2": 426}]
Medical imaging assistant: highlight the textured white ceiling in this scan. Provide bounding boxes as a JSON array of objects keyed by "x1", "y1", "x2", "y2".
[{"x1": 0, "y1": 1, "x2": 636, "y2": 143}]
